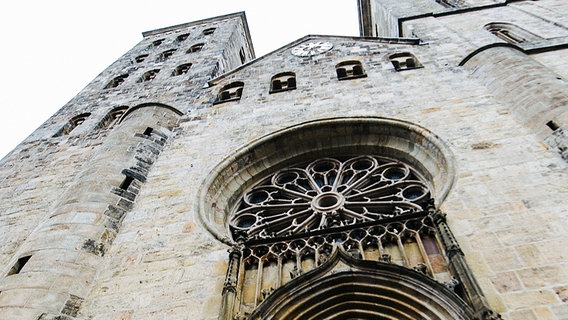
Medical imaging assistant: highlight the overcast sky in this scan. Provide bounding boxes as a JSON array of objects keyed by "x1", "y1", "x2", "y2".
[{"x1": 0, "y1": 1, "x2": 360, "y2": 159}]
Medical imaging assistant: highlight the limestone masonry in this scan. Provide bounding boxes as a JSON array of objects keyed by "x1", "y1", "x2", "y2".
[{"x1": 0, "y1": 1, "x2": 568, "y2": 319}]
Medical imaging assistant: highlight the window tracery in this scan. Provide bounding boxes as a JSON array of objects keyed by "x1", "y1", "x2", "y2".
[
  {"x1": 105, "y1": 74, "x2": 128, "y2": 89},
  {"x1": 138, "y1": 69, "x2": 160, "y2": 82},
  {"x1": 188, "y1": 43, "x2": 204, "y2": 53},
  {"x1": 230, "y1": 156, "x2": 430, "y2": 242}
]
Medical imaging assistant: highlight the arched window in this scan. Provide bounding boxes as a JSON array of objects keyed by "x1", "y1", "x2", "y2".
[
  {"x1": 336, "y1": 60, "x2": 367, "y2": 80},
  {"x1": 176, "y1": 33, "x2": 189, "y2": 42},
  {"x1": 135, "y1": 54, "x2": 148, "y2": 63},
  {"x1": 187, "y1": 43, "x2": 204, "y2": 53},
  {"x1": 96, "y1": 106, "x2": 128, "y2": 130},
  {"x1": 484, "y1": 22, "x2": 542, "y2": 44},
  {"x1": 157, "y1": 49, "x2": 177, "y2": 62},
  {"x1": 172, "y1": 63, "x2": 192, "y2": 76},
  {"x1": 138, "y1": 69, "x2": 160, "y2": 82},
  {"x1": 214, "y1": 82, "x2": 244, "y2": 104},
  {"x1": 203, "y1": 28, "x2": 216, "y2": 36},
  {"x1": 435, "y1": 0, "x2": 465, "y2": 8},
  {"x1": 53, "y1": 113, "x2": 91, "y2": 137},
  {"x1": 200, "y1": 118, "x2": 501, "y2": 320},
  {"x1": 151, "y1": 38, "x2": 164, "y2": 47},
  {"x1": 270, "y1": 72, "x2": 296, "y2": 93},
  {"x1": 104, "y1": 74, "x2": 128, "y2": 89},
  {"x1": 389, "y1": 52, "x2": 422, "y2": 71}
]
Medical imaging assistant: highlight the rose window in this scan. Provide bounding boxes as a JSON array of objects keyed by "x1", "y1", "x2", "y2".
[{"x1": 230, "y1": 156, "x2": 431, "y2": 241}]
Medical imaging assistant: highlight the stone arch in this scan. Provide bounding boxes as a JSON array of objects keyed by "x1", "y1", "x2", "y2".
[
  {"x1": 249, "y1": 248, "x2": 474, "y2": 320},
  {"x1": 198, "y1": 117, "x2": 456, "y2": 245}
]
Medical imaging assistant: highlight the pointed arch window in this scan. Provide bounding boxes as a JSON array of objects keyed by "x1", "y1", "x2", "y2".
[
  {"x1": 336, "y1": 60, "x2": 367, "y2": 80},
  {"x1": 214, "y1": 82, "x2": 244, "y2": 104},
  {"x1": 484, "y1": 22, "x2": 542, "y2": 44},
  {"x1": 270, "y1": 72, "x2": 296, "y2": 93},
  {"x1": 172, "y1": 63, "x2": 192, "y2": 76},
  {"x1": 389, "y1": 52, "x2": 423, "y2": 71},
  {"x1": 204, "y1": 119, "x2": 501, "y2": 320},
  {"x1": 105, "y1": 74, "x2": 129, "y2": 89},
  {"x1": 188, "y1": 43, "x2": 205, "y2": 53},
  {"x1": 53, "y1": 113, "x2": 91, "y2": 137},
  {"x1": 138, "y1": 69, "x2": 160, "y2": 82}
]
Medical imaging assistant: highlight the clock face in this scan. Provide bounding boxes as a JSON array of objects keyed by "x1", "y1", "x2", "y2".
[{"x1": 291, "y1": 41, "x2": 333, "y2": 57}]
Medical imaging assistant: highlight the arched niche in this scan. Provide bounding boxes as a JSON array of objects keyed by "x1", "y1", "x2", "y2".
[{"x1": 198, "y1": 117, "x2": 456, "y2": 245}]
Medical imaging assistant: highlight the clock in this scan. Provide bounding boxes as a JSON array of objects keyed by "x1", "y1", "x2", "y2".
[{"x1": 291, "y1": 41, "x2": 333, "y2": 57}]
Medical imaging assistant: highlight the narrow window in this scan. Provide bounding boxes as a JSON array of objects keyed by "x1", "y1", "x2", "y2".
[
  {"x1": 135, "y1": 54, "x2": 149, "y2": 63},
  {"x1": 214, "y1": 82, "x2": 244, "y2": 104},
  {"x1": 105, "y1": 74, "x2": 129, "y2": 89},
  {"x1": 97, "y1": 106, "x2": 128, "y2": 130},
  {"x1": 188, "y1": 43, "x2": 205, "y2": 53},
  {"x1": 151, "y1": 38, "x2": 165, "y2": 47},
  {"x1": 336, "y1": 61, "x2": 367, "y2": 80},
  {"x1": 7, "y1": 255, "x2": 31, "y2": 276},
  {"x1": 138, "y1": 69, "x2": 160, "y2": 82},
  {"x1": 389, "y1": 53, "x2": 423, "y2": 71},
  {"x1": 484, "y1": 22, "x2": 542, "y2": 44},
  {"x1": 53, "y1": 113, "x2": 91, "y2": 137},
  {"x1": 176, "y1": 33, "x2": 190, "y2": 42},
  {"x1": 239, "y1": 48, "x2": 246, "y2": 64},
  {"x1": 203, "y1": 28, "x2": 216, "y2": 36},
  {"x1": 172, "y1": 63, "x2": 192, "y2": 76},
  {"x1": 270, "y1": 72, "x2": 297, "y2": 93},
  {"x1": 157, "y1": 49, "x2": 177, "y2": 62}
]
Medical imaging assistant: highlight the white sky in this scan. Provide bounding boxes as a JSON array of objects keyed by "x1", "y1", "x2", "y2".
[{"x1": 0, "y1": 1, "x2": 360, "y2": 159}]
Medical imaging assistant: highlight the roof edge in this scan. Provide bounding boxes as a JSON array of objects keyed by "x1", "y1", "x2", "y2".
[{"x1": 141, "y1": 12, "x2": 248, "y2": 37}]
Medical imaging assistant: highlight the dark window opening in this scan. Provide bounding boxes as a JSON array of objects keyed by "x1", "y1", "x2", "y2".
[
  {"x1": 7, "y1": 255, "x2": 31, "y2": 276},
  {"x1": 157, "y1": 49, "x2": 177, "y2": 62},
  {"x1": 188, "y1": 43, "x2": 205, "y2": 53},
  {"x1": 203, "y1": 28, "x2": 216, "y2": 36},
  {"x1": 120, "y1": 175, "x2": 135, "y2": 191},
  {"x1": 135, "y1": 54, "x2": 149, "y2": 63},
  {"x1": 105, "y1": 74, "x2": 129, "y2": 89},
  {"x1": 239, "y1": 48, "x2": 246, "y2": 64},
  {"x1": 176, "y1": 33, "x2": 190, "y2": 42},
  {"x1": 389, "y1": 53, "x2": 422, "y2": 71},
  {"x1": 547, "y1": 121, "x2": 560, "y2": 131},
  {"x1": 172, "y1": 63, "x2": 192, "y2": 76},
  {"x1": 336, "y1": 61, "x2": 367, "y2": 80},
  {"x1": 53, "y1": 113, "x2": 91, "y2": 137},
  {"x1": 97, "y1": 106, "x2": 128, "y2": 130},
  {"x1": 484, "y1": 22, "x2": 542, "y2": 44},
  {"x1": 143, "y1": 127, "x2": 154, "y2": 136},
  {"x1": 152, "y1": 39, "x2": 165, "y2": 47},
  {"x1": 270, "y1": 72, "x2": 297, "y2": 93},
  {"x1": 138, "y1": 69, "x2": 160, "y2": 82},
  {"x1": 215, "y1": 82, "x2": 244, "y2": 104}
]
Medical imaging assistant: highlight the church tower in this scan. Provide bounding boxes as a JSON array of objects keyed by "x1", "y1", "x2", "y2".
[{"x1": 1, "y1": 1, "x2": 568, "y2": 319}]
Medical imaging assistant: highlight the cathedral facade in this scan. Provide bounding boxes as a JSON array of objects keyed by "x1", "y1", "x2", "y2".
[{"x1": 1, "y1": 1, "x2": 567, "y2": 319}]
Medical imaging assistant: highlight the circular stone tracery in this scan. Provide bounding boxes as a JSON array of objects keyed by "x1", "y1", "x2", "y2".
[{"x1": 230, "y1": 156, "x2": 431, "y2": 241}]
